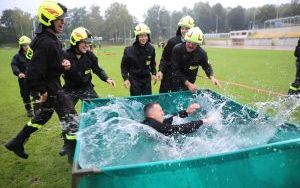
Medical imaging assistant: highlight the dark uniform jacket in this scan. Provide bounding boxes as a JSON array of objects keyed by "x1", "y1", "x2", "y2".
[
  {"x1": 11, "y1": 52, "x2": 28, "y2": 78},
  {"x1": 142, "y1": 110, "x2": 203, "y2": 136},
  {"x1": 159, "y1": 35, "x2": 182, "y2": 73},
  {"x1": 63, "y1": 48, "x2": 108, "y2": 89},
  {"x1": 172, "y1": 42, "x2": 213, "y2": 85},
  {"x1": 121, "y1": 42, "x2": 156, "y2": 80},
  {"x1": 295, "y1": 39, "x2": 300, "y2": 62},
  {"x1": 25, "y1": 29, "x2": 64, "y2": 95}
]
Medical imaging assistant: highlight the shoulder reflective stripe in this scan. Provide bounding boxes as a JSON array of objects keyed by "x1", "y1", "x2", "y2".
[
  {"x1": 66, "y1": 134, "x2": 76, "y2": 140},
  {"x1": 26, "y1": 47, "x2": 33, "y2": 60},
  {"x1": 28, "y1": 122, "x2": 42, "y2": 129},
  {"x1": 189, "y1": 65, "x2": 199, "y2": 70},
  {"x1": 85, "y1": 69, "x2": 91, "y2": 74},
  {"x1": 289, "y1": 85, "x2": 299, "y2": 91}
]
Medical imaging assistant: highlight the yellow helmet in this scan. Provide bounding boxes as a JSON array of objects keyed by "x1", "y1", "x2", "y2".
[
  {"x1": 184, "y1": 27, "x2": 204, "y2": 45},
  {"x1": 70, "y1": 27, "x2": 92, "y2": 46},
  {"x1": 178, "y1": 16, "x2": 195, "y2": 29},
  {"x1": 134, "y1": 23, "x2": 151, "y2": 37},
  {"x1": 18, "y1": 36, "x2": 31, "y2": 46},
  {"x1": 38, "y1": 0, "x2": 67, "y2": 26}
]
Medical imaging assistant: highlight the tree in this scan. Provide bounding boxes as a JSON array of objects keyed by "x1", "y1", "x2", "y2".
[
  {"x1": 193, "y1": 2, "x2": 214, "y2": 33},
  {"x1": 227, "y1": 6, "x2": 247, "y2": 30},
  {"x1": 181, "y1": 6, "x2": 193, "y2": 17},
  {"x1": 245, "y1": 8, "x2": 256, "y2": 29},
  {"x1": 0, "y1": 8, "x2": 32, "y2": 44},
  {"x1": 256, "y1": 5, "x2": 277, "y2": 24},
  {"x1": 144, "y1": 5, "x2": 172, "y2": 42},
  {"x1": 65, "y1": 7, "x2": 88, "y2": 37},
  {"x1": 144, "y1": 5, "x2": 161, "y2": 42},
  {"x1": 158, "y1": 7, "x2": 170, "y2": 41},
  {"x1": 86, "y1": 5, "x2": 105, "y2": 38},
  {"x1": 211, "y1": 3, "x2": 226, "y2": 33},
  {"x1": 170, "y1": 11, "x2": 184, "y2": 36},
  {"x1": 280, "y1": 0, "x2": 300, "y2": 17},
  {"x1": 104, "y1": 2, "x2": 134, "y2": 44}
]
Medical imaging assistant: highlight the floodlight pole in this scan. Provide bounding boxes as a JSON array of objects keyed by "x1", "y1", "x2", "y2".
[
  {"x1": 32, "y1": 19, "x2": 36, "y2": 38},
  {"x1": 252, "y1": 8, "x2": 256, "y2": 30},
  {"x1": 215, "y1": 15, "x2": 218, "y2": 33}
]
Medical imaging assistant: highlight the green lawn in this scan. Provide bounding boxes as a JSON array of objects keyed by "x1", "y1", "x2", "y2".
[{"x1": 0, "y1": 45, "x2": 298, "y2": 187}]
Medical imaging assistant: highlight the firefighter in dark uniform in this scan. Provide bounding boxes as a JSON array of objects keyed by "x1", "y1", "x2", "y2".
[
  {"x1": 121, "y1": 23, "x2": 157, "y2": 96},
  {"x1": 157, "y1": 16, "x2": 195, "y2": 93},
  {"x1": 11, "y1": 36, "x2": 34, "y2": 117},
  {"x1": 63, "y1": 27, "x2": 116, "y2": 106},
  {"x1": 171, "y1": 27, "x2": 221, "y2": 92},
  {"x1": 142, "y1": 102, "x2": 214, "y2": 136},
  {"x1": 288, "y1": 38, "x2": 300, "y2": 95},
  {"x1": 5, "y1": 1, "x2": 77, "y2": 162}
]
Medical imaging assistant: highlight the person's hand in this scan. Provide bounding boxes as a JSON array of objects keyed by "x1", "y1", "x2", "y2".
[
  {"x1": 124, "y1": 80, "x2": 130, "y2": 89},
  {"x1": 62, "y1": 59, "x2": 71, "y2": 70},
  {"x1": 38, "y1": 92, "x2": 48, "y2": 103},
  {"x1": 152, "y1": 75, "x2": 157, "y2": 85},
  {"x1": 185, "y1": 81, "x2": 198, "y2": 93},
  {"x1": 18, "y1": 73, "x2": 25, "y2": 79},
  {"x1": 107, "y1": 78, "x2": 116, "y2": 87},
  {"x1": 186, "y1": 103, "x2": 200, "y2": 114},
  {"x1": 202, "y1": 116, "x2": 216, "y2": 124},
  {"x1": 209, "y1": 76, "x2": 221, "y2": 88},
  {"x1": 157, "y1": 71, "x2": 163, "y2": 81}
]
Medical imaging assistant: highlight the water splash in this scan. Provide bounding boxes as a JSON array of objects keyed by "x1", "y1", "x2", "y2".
[
  {"x1": 255, "y1": 95, "x2": 300, "y2": 125},
  {"x1": 78, "y1": 93, "x2": 300, "y2": 169}
]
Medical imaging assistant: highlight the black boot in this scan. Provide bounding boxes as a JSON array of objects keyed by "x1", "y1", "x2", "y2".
[
  {"x1": 59, "y1": 142, "x2": 67, "y2": 156},
  {"x1": 288, "y1": 82, "x2": 300, "y2": 95},
  {"x1": 59, "y1": 139, "x2": 76, "y2": 163},
  {"x1": 59, "y1": 140, "x2": 76, "y2": 163},
  {"x1": 4, "y1": 125, "x2": 37, "y2": 159},
  {"x1": 26, "y1": 110, "x2": 34, "y2": 118},
  {"x1": 59, "y1": 132, "x2": 67, "y2": 156},
  {"x1": 65, "y1": 140, "x2": 76, "y2": 164},
  {"x1": 25, "y1": 103, "x2": 33, "y2": 117}
]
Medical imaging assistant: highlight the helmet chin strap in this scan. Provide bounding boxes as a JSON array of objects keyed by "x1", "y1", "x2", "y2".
[{"x1": 74, "y1": 45, "x2": 83, "y2": 55}]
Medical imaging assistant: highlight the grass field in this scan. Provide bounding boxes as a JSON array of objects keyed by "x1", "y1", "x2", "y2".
[{"x1": 0, "y1": 45, "x2": 298, "y2": 187}]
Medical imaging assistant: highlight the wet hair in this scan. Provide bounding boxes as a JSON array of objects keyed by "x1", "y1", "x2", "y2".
[
  {"x1": 176, "y1": 26, "x2": 181, "y2": 36},
  {"x1": 18, "y1": 45, "x2": 24, "y2": 53},
  {"x1": 143, "y1": 102, "x2": 159, "y2": 117}
]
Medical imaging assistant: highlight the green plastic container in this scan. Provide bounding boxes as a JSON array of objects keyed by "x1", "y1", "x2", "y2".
[{"x1": 72, "y1": 90, "x2": 300, "y2": 188}]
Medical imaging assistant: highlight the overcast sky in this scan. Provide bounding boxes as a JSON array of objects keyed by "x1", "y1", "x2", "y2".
[{"x1": 0, "y1": 0, "x2": 291, "y2": 22}]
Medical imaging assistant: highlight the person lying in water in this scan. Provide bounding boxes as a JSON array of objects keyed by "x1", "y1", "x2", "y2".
[{"x1": 142, "y1": 102, "x2": 214, "y2": 136}]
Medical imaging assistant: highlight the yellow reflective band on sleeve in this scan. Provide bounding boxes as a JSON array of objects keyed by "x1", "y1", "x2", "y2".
[
  {"x1": 289, "y1": 85, "x2": 299, "y2": 91},
  {"x1": 66, "y1": 134, "x2": 76, "y2": 140},
  {"x1": 84, "y1": 69, "x2": 91, "y2": 74},
  {"x1": 146, "y1": 61, "x2": 151, "y2": 65},
  {"x1": 189, "y1": 65, "x2": 199, "y2": 70},
  {"x1": 27, "y1": 121, "x2": 42, "y2": 129},
  {"x1": 26, "y1": 47, "x2": 33, "y2": 60}
]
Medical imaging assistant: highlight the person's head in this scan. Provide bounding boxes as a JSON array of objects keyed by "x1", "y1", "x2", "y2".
[
  {"x1": 184, "y1": 27, "x2": 204, "y2": 52},
  {"x1": 176, "y1": 16, "x2": 195, "y2": 37},
  {"x1": 38, "y1": 0, "x2": 67, "y2": 33},
  {"x1": 18, "y1": 36, "x2": 31, "y2": 53},
  {"x1": 144, "y1": 102, "x2": 164, "y2": 123},
  {"x1": 70, "y1": 27, "x2": 93, "y2": 54},
  {"x1": 134, "y1": 23, "x2": 151, "y2": 46}
]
